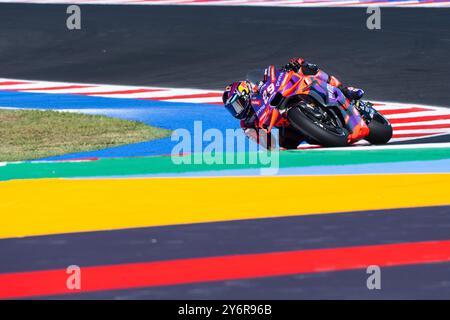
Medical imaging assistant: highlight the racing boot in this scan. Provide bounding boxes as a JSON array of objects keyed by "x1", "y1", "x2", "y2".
[{"x1": 342, "y1": 86, "x2": 364, "y2": 101}]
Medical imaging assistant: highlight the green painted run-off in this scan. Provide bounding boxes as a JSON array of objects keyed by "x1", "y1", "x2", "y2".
[{"x1": 1, "y1": 147, "x2": 450, "y2": 181}]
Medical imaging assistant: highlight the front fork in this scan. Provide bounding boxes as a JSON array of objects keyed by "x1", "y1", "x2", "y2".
[{"x1": 341, "y1": 101, "x2": 373, "y2": 143}]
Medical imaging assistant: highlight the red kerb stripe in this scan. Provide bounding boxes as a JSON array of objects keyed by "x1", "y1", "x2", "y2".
[
  {"x1": 76, "y1": 88, "x2": 165, "y2": 95},
  {"x1": 0, "y1": 81, "x2": 31, "y2": 86},
  {"x1": 393, "y1": 132, "x2": 444, "y2": 138},
  {"x1": 1, "y1": 240, "x2": 450, "y2": 299},
  {"x1": 142, "y1": 92, "x2": 222, "y2": 100},
  {"x1": 389, "y1": 114, "x2": 450, "y2": 124},
  {"x1": 394, "y1": 123, "x2": 450, "y2": 131},
  {"x1": 379, "y1": 107, "x2": 431, "y2": 115},
  {"x1": 3, "y1": 85, "x2": 93, "y2": 91}
]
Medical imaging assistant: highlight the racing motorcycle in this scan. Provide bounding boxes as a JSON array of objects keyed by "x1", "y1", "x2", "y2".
[{"x1": 248, "y1": 66, "x2": 393, "y2": 148}]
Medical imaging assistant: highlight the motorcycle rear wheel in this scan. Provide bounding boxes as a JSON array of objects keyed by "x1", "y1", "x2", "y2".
[{"x1": 287, "y1": 103, "x2": 349, "y2": 147}]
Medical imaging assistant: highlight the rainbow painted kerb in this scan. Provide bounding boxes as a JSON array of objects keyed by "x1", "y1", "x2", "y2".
[{"x1": 1, "y1": 78, "x2": 450, "y2": 299}]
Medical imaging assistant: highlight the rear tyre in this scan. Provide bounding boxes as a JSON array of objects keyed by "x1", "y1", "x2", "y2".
[
  {"x1": 365, "y1": 111, "x2": 393, "y2": 145},
  {"x1": 287, "y1": 103, "x2": 349, "y2": 147}
]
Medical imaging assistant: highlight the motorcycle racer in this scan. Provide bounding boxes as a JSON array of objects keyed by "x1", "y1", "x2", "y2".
[{"x1": 222, "y1": 57, "x2": 365, "y2": 149}]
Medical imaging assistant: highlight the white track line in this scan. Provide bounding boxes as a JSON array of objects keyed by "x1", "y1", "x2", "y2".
[
  {"x1": 0, "y1": 0, "x2": 449, "y2": 6},
  {"x1": 300, "y1": 142, "x2": 450, "y2": 151}
]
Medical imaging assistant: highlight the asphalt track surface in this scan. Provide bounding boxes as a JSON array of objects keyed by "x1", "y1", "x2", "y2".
[
  {"x1": 1, "y1": 4, "x2": 450, "y2": 299},
  {"x1": 0, "y1": 5, "x2": 449, "y2": 107}
]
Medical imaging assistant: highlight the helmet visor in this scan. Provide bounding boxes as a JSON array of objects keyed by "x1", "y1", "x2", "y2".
[{"x1": 225, "y1": 95, "x2": 248, "y2": 118}]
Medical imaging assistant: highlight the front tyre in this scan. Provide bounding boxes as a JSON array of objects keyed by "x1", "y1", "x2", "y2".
[
  {"x1": 287, "y1": 103, "x2": 349, "y2": 147},
  {"x1": 365, "y1": 111, "x2": 393, "y2": 145},
  {"x1": 279, "y1": 126, "x2": 306, "y2": 149}
]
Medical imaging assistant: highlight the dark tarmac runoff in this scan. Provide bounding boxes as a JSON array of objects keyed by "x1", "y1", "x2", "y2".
[{"x1": 0, "y1": 5, "x2": 449, "y2": 107}]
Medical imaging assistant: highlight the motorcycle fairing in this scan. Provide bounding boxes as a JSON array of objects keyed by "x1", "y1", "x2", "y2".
[{"x1": 250, "y1": 66, "x2": 369, "y2": 142}]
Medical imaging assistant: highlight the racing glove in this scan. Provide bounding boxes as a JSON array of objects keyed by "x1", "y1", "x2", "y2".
[
  {"x1": 285, "y1": 57, "x2": 304, "y2": 72},
  {"x1": 284, "y1": 57, "x2": 318, "y2": 75},
  {"x1": 340, "y1": 85, "x2": 364, "y2": 101}
]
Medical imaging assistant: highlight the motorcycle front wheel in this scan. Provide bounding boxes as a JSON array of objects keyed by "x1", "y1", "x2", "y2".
[
  {"x1": 365, "y1": 110, "x2": 393, "y2": 145},
  {"x1": 287, "y1": 103, "x2": 349, "y2": 147}
]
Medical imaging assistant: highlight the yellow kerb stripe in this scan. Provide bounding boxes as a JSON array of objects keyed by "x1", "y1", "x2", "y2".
[{"x1": 1, "y1": 173, "x2": 449, "y2": 239}]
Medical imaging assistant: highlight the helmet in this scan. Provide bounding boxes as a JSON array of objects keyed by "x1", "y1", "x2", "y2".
[{"x1": 222, "y1": 81, "x2": 253, "y2": 119}]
